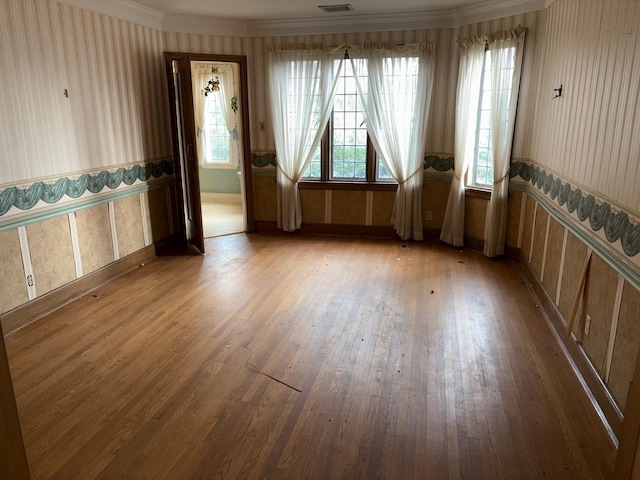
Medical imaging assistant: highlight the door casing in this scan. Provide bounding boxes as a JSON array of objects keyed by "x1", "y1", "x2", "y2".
[{"x1": 164, "y1": 52, "x2": 255, "y2": 252}]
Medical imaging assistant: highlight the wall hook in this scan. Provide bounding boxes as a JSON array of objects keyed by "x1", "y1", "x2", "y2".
[{"x1": 553, "y1": 84, "x2": 563, "y2": 99}]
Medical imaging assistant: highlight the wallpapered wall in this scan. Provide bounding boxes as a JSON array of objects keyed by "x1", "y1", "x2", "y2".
[
  {"x1": 0, "y1": 1, "x2": 174, "y2": 319},
  {"x1": 530, "y1": 0, "x2": 640, "y2": 216},
  {"x1": 163, "y1": 11, "x2": 542, "y2": 158},
  {"x1": 0, "y1": 0, "x2": 172, "y2": 184}
]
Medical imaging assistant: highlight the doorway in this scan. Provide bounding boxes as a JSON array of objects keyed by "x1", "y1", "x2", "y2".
[{"x1": 164, "y1": 53, "x2": 254, "y2": 253}]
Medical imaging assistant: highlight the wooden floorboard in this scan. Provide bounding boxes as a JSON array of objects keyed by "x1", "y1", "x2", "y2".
[{"x1": 4, "y1": 234, "x2": 616, "y2": 479}]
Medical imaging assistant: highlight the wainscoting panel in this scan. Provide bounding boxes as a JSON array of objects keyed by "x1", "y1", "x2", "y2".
[
  {"x1": 610, "y1": 285, "x2": 640, "y2": 410},
  {"x1": 300, "y1": 190, "x2": 327, "y2": 225},
  {"x1": 76, "y1": 203, "x2": 115, "y2": 276},
  {"x1": 114, "y1": 194, "x2": 145, "y2": 259},
  {"x1": 0, "y1": 229, "x2": 29, "y2": 313},
  {"x1": 26, "y1": 215, "x2": 76, "y2": 298}
]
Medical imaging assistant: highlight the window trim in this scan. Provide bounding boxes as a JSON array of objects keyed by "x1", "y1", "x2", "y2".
[{"x1": 300, "y1": 56, "x2": 396, "y2": 186}]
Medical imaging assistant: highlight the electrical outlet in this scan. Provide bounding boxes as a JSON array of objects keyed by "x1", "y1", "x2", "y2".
[
  {"x1": 426, "y1": 210, "x2": 433, "y2": 221},
  {"x1": 585, "y1": 314, "x2": 591, "y2": 336}
]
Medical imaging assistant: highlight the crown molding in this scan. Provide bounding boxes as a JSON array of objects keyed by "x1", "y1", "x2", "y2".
[
  {"x1": 57, "y1": 0, "x2": 164, "y2": 30},
  {"x1": 179, "y1": 0, "x2": 546, "y2": 38},
  {"x1": 246, "y1": 10, "x2": 454, "y2": 37},
  {"x1": 452, "y1": 0, "x2": 546, "y2": 26},
  {"x1": 58, "y1": 0, "x2": 551, "y2": 37}
]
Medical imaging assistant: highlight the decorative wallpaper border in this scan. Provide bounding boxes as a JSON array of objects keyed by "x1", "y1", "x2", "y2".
[
  {"x1": 250, "y1": 152, "x2": 456, "y2": 171},
  {"x1": 424, "y1": 154, "x2": 454, "y2": 172},
  {"x1": 0, "y1": 159, "x2": 174, "y2": 217},
  {"x1": 510, "y1": 161, "x2": 639, "y2": 258},
  {"x1": 251, "y1": 152, "x2": 276, "y2": 168}
]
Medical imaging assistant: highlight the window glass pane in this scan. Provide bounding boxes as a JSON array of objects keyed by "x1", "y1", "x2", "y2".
[
  {"x1": 331, "y1": 60, "x2": 367, "y2": 180},
  {"x1": 377, "y1": 159, "x2": 393, "y2": 181},
  {"x1": 470, "y1": 48, "x2": 511, "y2": 188},
  {"x1": 304, "y1": 144, "x2": 322, "y2": 179},
  {"x1": 203, "y1": 93, "x2": 230, "y2": 164}
]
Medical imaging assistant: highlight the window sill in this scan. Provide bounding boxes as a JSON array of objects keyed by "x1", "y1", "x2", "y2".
[
  {"x1": 299, "y1": 181, "x2": 398, "y2": 192},
  {"x1": 465, "y1": 187, "x2": 491, "y2": 200}
]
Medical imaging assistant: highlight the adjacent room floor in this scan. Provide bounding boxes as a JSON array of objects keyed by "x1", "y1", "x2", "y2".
[
  {"x1": 4, "y1": 234, "x2": 617, "y2": 479},
  {"x1": 201, "y1": 200, "x2": 244, "y2": 238}
]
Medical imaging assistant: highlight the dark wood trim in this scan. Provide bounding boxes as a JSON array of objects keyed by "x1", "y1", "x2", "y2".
[
  {"x1": 163, "y1": 52, "x2": 255, "y2": 235},
  {"x1": 254, "y1": 221, "x2": 399, "y2": 239},
  {"x1": 465, "y1": 188, "x2": 491, "y2": 200},
  {"x1": 518, "y1": 251, "x2": 623, "y2": 438},
  {"x1": 299, "y1": 181, "x2": 398, "y2": 191},
  {"x1": 1, "y1": 245, "x2": 158, "y2": 336},
  {"x1": 464, "y1": 235, "x2": 485, "y2": 252}
]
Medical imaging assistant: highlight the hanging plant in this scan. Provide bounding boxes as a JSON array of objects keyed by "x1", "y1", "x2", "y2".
[{"x1": 231, "y1": 96, "x2": 238, "y2": 113}]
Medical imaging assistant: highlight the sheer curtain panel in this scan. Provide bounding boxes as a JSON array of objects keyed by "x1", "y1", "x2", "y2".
[
  {"x1": 192, "y1": 65, "x2": 209, "y2": 165},
  {"x1": 349, "y1": 44, "x2": 434, "y2": 241},
  {"x1": 217, "y1": 65, "x2": 241, "y2": 168},
  {"x1": 484, "y1": 27, "x2": 526, "y2": 257},
  {"x1": 440, "y1": 37, "x2": 486, "y2": 246},
  {"x1": 268, "y1": 45, "x2": 345, "y2": 231}
]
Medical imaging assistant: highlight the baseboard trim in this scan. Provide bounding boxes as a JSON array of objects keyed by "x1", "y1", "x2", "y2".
[
  {"x1": 1, "y1": 245, "x2": 158, "y2": 336},
  {"x1": 518, "y1": 251, "x2": 623, "y2": 441},
  {"x1": 254, "y1": 221, "x2": 400, "y2": 239}
]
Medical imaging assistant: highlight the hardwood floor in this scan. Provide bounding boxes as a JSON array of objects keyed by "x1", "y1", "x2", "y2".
[{"x1": 5, "y1": 234, "x2": 616, "y2": 479}]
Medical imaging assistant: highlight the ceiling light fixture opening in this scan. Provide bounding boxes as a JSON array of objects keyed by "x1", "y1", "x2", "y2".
[{"x1": 318, "y1": 4, "x2": 354, "y2": 13}]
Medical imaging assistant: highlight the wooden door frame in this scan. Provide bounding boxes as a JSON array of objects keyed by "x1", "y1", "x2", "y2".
[{"x1": 163, "y1": 52, "x2": 255, "y2": 244}]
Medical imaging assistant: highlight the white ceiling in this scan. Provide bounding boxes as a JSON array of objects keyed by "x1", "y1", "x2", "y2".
[{"x1": 131, "y1": 0, "x2": 487, "y2": 21}]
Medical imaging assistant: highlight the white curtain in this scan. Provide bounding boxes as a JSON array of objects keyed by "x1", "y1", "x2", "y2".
[
  {"x1": 217, "y1": 65, "x2": 241, "y2": 168},
  {"x1": 191, "y1": 65, "x2": 209, "y2": 166},
  {"x1": 484, "y1": 27, "x2": 526, "y2": 257},
  {"x1": 268, "y1": 45, "x2": 346, "y2": 231},
  {"x1": 440, "y1": 37, "x2": 486, "y2": 246},
  {"x1": 349, "y1": 44, "x2": 434, "y2": 241}
]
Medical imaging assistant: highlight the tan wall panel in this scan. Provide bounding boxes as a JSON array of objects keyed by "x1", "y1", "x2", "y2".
[
  {"x1": 300, "y1": 190, "x2": 325, "y2": 224},
  {"x1": 581, "y1": 255, "x2": 618, "y2": 376},
  {"x1": 252, "y1": 175, "x2": 277, "y2": 222},
  {"x1": 76, "y1": 204, "x2": 114, "y2": 275},
  {"x1": 372, "y1": 191, "x2": 395, "y2": 226},
  {"x1": 608, "y1": 284, "x2": 640, "y2": 410},
  {"x1": 26, "y1": 215, "x2": 76, "y2": 297},
  {"x1": 530, "y1": 207, "x2": 548, "y2": 278},
  {"x1": 423, "y1": 181, "x2": 450, "y2": 229},
  {"x1": 521, "y1": 194, "x2": 535, "y2": 260},
  {"x1": 0, "y1": 229, "x2": 28, "y2": 314},
  {"x1": 464, "y1": 197, "x2": 487, "y2": 240},
  {"x1": 542, "y1": 217, "x2": 564, "y2": 301},
  {"x1": 558, "y1": 232, "x2": 588, "y2": 324},
  {"x1": 332, "y1": 191, "x2": 366, "y2": 225},
  {"x1": 114, "y1": 195, "x2": 145, "y2": 258},
  {"x1": 147, "y1": 188, "x2": 171, "y2": 242},
  {"x1": 505, "y1": 190, "x2": 523, "y2": 248}
]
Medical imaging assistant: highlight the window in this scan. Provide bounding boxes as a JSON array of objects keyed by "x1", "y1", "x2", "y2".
[
  {"x1": 470, "y1": 47, "x2": 515, "y2": 188},
  {"x1": 303, "y1": 59, "x2": 393, "y2": 183},
  {"x1": 202, "y1": 93, "x2": 232, "y2": 167}
]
